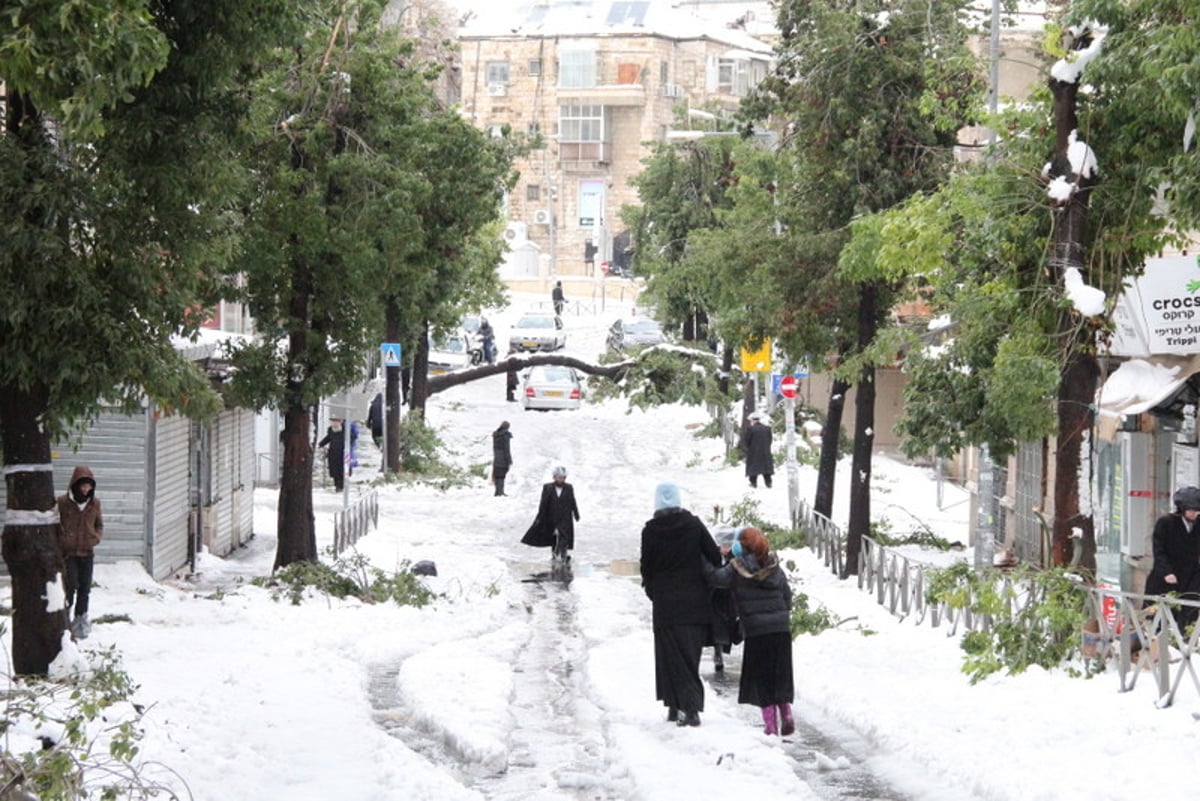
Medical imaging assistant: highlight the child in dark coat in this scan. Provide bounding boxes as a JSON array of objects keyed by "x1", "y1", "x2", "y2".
[{"x1": 706, "y1": 525, "x2": 795, "y2": 736}]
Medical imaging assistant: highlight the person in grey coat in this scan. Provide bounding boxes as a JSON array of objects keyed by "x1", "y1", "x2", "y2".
[
  {"x1": 492, "y1": 421, "x2": 513, "y2": 496},
  {"x1": 743, "y1": 410, "x2": 774, "y2": 488},
  {"x1": 706, "y1": 525, "x2": 794, "y2": 736}
]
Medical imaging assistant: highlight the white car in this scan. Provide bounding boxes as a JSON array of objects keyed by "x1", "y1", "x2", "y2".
[
  {"x1": 509, "y1": 312, "x2": 566, "y2": 352},
  {"x1": 428, "y1": 331, "x2": 473, "y2": 375},
  {"x1": 522, "y1": 365, "x2": 584, "y2": 411}
]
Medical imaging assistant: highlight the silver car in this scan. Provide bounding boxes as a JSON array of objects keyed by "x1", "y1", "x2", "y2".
[
  {"x1": 607, "y1": 318, "x2": 665, "y2": 351},
  {"x1": 522, "y1": 365, "x2": 584, "y2": 411},
  {"x1": 509, "y1": 312, "x2": 566, "y2": 352}
]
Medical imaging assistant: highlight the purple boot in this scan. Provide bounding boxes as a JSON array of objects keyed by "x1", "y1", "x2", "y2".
[
  {"x1": 778, "y1": 703, "x2": 795, "y2": 736},
  {"x1": 761, "y1": 705, "x2": 778, "y2": 735}
]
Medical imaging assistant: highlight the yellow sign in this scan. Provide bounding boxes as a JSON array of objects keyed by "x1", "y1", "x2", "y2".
[{"x1": 740, "y1": 340, "x2": 772, "y2": 373}]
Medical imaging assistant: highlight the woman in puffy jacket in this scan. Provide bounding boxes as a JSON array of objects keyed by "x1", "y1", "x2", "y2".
[{"x1": 707, "y1": 525, "x2": 795, "y2": 736}]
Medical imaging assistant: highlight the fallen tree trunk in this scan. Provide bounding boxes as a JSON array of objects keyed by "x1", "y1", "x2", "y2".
[{"x1": 425, "y1": 353, "x2": 635, "y2": 395}]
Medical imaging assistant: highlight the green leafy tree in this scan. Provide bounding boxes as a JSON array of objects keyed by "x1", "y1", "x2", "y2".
[
  {"x1": 743, "y1": 0, "x2": 985, "y2": 574},
  {"x1": 0, "y1": 0, "x2": 293, "y2": 674},
  {"x1": 225, "y1": 0, "x2": 469, "y2": 567},
  {"x1": 875, "y1": 1, "x2": 1200, "y2": 569}
]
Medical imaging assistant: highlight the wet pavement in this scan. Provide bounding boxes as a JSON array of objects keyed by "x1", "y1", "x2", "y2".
[{"x1": 369, "y1": 560, "x2": 933, "y2": 801}]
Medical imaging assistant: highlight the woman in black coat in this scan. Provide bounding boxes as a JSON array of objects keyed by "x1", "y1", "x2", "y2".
[
  {"x1": 521, "y1": 465, "x2": 580, "y2": 560},
  {"x1": 1145, "y1": 486, "x2": 1200, "y2": 628},
  {"x1": 707, "y1": 525, "x2": 795, "y2": 736},
  {"x1": 640, "y1": 482, "x2": 723, "y2": 727},
  {"x1": 491, "y1": 421, "x2": 513, "y2": 496}
]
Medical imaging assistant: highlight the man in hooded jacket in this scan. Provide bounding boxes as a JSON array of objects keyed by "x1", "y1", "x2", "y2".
[
  {"x1": 56, "y1": 465, "x2": 104, "y2": 640},
  {"x1": 639, "y1": 481, "x2": 722, "y2": 727}
]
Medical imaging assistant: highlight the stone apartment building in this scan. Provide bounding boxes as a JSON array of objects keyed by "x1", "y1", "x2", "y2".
[{"x1": 457, "y1": 1, "x2": 773, "y2": 278}]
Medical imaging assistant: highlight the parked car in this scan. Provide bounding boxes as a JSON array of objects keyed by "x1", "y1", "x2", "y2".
[
  {"x1": 509, "y1": 312, "x2": 566, "y2": 352},
  {"x1": 522, "y1": 364, "x2": 584, "y2": 411},
  {"x1": 607, "y1": 318, "x2": 665, "y2": 351},
  {"x1": 428, "y1": 331, "x2": 473, "y2": 375}
]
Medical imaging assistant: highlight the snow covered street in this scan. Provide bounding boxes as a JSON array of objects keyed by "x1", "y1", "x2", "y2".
[{"x1": 6, "y1": 295, "x2": 1200, "y2": 801}]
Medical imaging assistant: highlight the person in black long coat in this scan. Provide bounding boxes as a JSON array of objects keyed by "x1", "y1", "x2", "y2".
[
  {"x1": 743, "y1": 411, "x2": 774, "y2": 488},
  {"x1": 640, "y1": 481, "x2": 723, "y2": 727},
  {"x1": 367, "y1": 393, "x2": 383, "y2": 446},
  {"x1": 318, "y1": 419, "x2": 346, "y2": 491},
  {"x1": 1145, "y1": 485, "x2": 1200, "y2": 628},
  {"x1": 492, "y1": 421, "x2": 513, "y2": 496},
  {"x1": 706, "y1": 525, "x2": 795, "y2": 736},
  {"x1": 521, "y1": 465, "x2": 580, "y2": 560}
]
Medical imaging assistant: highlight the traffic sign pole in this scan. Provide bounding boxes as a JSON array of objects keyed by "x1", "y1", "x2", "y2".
[{"x1": 779, "y1": 374, "x2": 800, "y2": 528}]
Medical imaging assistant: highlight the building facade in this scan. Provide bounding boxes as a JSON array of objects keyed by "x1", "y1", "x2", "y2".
[{"x1": 458, "y1": 1, "x2": 772, "y2": 277}]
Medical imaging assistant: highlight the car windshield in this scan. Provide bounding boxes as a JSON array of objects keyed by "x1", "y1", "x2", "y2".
[
  {"x1": 531, "y1": 366, "x2": 574, "y2": 383},
  {"x1": 626, "y1": 320, "x2": 660, "y2": 334},
  {"x1": 433, "y1": 336, "x2": 465, "y2": 353},
  {"x1": 518, "y1": 316, "x2": 554, "y2": 329}
]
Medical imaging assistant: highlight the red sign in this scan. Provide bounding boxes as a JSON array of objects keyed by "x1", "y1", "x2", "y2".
[{"x1": 779, "y1": 375, "x2": 799, "y2": 399}]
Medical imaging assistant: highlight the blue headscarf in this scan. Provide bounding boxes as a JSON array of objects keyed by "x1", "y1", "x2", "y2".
[{"x1": 654, "y1": 481, "x2": 681, "y2": 512}]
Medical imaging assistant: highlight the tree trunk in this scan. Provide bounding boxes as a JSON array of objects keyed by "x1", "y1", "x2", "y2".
[
  {"x1": 1048, "y1": 72, "x2": 1098, "y2": 570},
  {"x1": 813, "y1": 375, "x2": 850, "y2": 519},
  {"x1": 274, "y1": 404, "x2": 317, "y2": 569},
  {"x1": 844, "y1": 283, "x2": 879, "y2": 578},
  {"x1": 274, "y1": 252, "x2": 318, "y2": 569},
  {"x1": 409, "y1": 321, "x2": 431, "y2": 417},
  {"x1": 0, "y1": 383, "x2": 69, "y2": 675},
  {"x1": 718, "y1": 344, "x2": 734, "y2": 397}
]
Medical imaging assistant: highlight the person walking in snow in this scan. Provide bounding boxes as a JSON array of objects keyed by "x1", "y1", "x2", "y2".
[
  {"x1": 521, "y1": 465, "x2": 580, "y2": 561},
  {"x1": 705, "y1": 525, "x2": 795, "y2": 736},
  {"x1": 492, "y1": 421, "x2": 513, "y2": 496},
  {"x1": 318, "y1": 418, "x2": 346, "y2": 491},
  {"x1": 708, "y1": 526, "x2": 742, "y2": 673},
  {"x1": 552, "y1": 281, "x2": 566, "y2": 317},
  {"x1": 367, "y1": 392, "x2": 384, "y2": 447},
  {"x1": 56, "y1": 465, "x2": 105, "y2": 640},
  {"x1": 640, "y1": 482, "x2": 723, "y2": 727},
  {"x1": 505, "y1": 348, "x2": 520, "y2": 402},
  {"x1": 1145, "y1": 485, "x2": 1200, "y2": 628},
  {"x1": 743, "y1": 410, "x2": 774, "y2": 488}
]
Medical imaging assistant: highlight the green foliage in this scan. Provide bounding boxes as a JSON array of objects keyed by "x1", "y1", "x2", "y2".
[
  {"x1": 924, "y1": 564, "x2": 1094, "y2": 683},
  {"x1": 709, "y1": 496, "x2": 801, "y2": 549},
  {"x1": 258, "y1": 549, "x2": 436, "y2": 608},
  {"x1": 790, "y1": 591, "x2": 838, "y2": 636},
  {"x1": 0, "y1": 638, "x2": 183, "y2": 800},
  {"x1": 589, "y1": 345, "x2": 727, "y2": 410}
]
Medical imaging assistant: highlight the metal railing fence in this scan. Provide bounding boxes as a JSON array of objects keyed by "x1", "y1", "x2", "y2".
[
  {"x1": 796, "y1": 498, "x2": 1200, "y2": 709},
  {"x1": 333, "y1": 490, "x2": 379, "y2": 556}
]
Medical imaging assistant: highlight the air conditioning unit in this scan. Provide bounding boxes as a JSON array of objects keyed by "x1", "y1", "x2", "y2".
[
  {"x1": 663, "y1": 83, "x2": 684, "y2": 98},
  {"x1": 503, "y1": 221, "x2": 528, "y2": 242},
  {"x1": 488, "y1": 82, "x2": 507, "y2": 97},
  {"x1": 533, "y1": 209, "x2": 551, "y2": 225}
]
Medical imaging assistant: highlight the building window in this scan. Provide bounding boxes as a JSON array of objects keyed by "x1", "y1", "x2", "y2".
[
  {"x1": 528, "y1": 121, "x2": 541, "y2": 135},
  {"x1": 529, "y1": 59, "x2": 542, "y2": 77},
  {"x1": 559, "y1": 51, "x2": 597, "y2": 89},
  {"x1": 717, "y1": 58, "x2": 751, "y2": 96},
  {"x1": 486, "y1": 61, "x2": 510, "y2": 85},
  {"x1": 527, "y1": 185, "x2": 541, "y2": 202},
  {"x1": 559, "y1": 104, "x2": 605, "y2": 142},
  {"x1": 660, "y1": 61, "x2": 669, "y2": 85}
]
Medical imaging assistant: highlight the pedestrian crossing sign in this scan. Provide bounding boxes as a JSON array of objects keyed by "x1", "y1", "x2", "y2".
[{"x1": 380, "y1": 343, "x2": 402, "y2": 367}]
